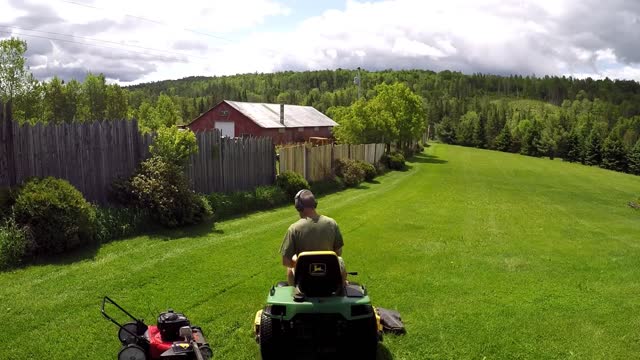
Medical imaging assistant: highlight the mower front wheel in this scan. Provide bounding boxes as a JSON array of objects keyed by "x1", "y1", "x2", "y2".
[
  {"x1": 199, "y1": 344, "x2": 213, "y2": 360},
  {"x1": 118, "y1": 344, "x2": 147, "y2": 360},
  {"x1": 259, "y1": 312, "x2": 282, "y2": 360}
]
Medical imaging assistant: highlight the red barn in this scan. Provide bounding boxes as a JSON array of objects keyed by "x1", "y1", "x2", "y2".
[{"x1": 186, "y1": 100, "x2": 338, "y2": 144}]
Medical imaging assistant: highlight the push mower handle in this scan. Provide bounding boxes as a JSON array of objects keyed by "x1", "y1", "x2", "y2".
[{"x1": 102, "y1": 296, "x2": 141, "y2": 323}]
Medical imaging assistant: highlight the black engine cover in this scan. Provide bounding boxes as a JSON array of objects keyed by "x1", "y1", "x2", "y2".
[{"x1": 157, "y1": 309, "x2": 190, "y2": 342}]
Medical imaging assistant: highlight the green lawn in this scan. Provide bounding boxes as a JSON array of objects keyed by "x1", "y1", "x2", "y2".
[{"x1": 2, "y1": 143, "x2": 640, "y2": 359}]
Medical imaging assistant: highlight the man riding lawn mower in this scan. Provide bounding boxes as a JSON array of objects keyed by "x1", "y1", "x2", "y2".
[{"x1": 254, "y1": 190, "x2": 403, "y2": 359}]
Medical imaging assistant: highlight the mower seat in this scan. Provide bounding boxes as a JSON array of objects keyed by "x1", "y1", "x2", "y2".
[{"x1": 294, "y1": 251, "x2": 343, "y2": 297}]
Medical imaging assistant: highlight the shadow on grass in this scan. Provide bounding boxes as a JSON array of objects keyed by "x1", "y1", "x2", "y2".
[
  {"x1": 5, "y1": 220, "x2": 224, "y2": 271},
  {"x1": 148, "y1": 219, "x2": 222, "y2": 241},
  {"x1": 26, "y1": 242, "x2": 101, "y2": 268},
  {"x1": 377, "y1": 343, "x2": 394, "y2": 359},
  {"x1": 409, "y1": 153, "x2": 448, "y2": 165}
]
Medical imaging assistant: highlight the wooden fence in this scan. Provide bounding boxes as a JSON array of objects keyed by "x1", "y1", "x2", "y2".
[
  {"x1": 186, "y1": 133, "x2": 275, "y2": 194},
  {"x1": 0, "y1": 102, "x2": 276, "y2": 204},
  {"x1": 279, "y1": 143, "x2": 386, "y2": 182}
]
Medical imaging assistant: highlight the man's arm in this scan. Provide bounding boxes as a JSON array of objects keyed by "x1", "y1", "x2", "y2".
[
  {"x1": 281, "y1": 226, "x2": 297, "y2": 267},
  {"x1": 282, "y1": 256, "x2": 295, "y2": 267},
  {"x1": 333, "y1": 222, "x2": 344, "y2": 255}
]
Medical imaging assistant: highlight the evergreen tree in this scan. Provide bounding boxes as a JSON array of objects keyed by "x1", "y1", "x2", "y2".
[
  {"x1": 436, "y1": 116, "x2": 456, "y2": 144},
  {"x1": 494, "y1": 124, "x2": 512, "y2": 152},
  {"x1": 564, "y1": 131, "x2": 582, "y2": 162},
  {"x1": 583, "y1": 126, "x2": 605, "y2": 166},
  {"x1": 519, "y1": 120, "x2": 544, "y2": 157},
  {"x1": 627, "y1": 140, "x2": 640, "y2": 175},
  {"x1": 472, "y1": 113, "x2": 486, "y2": 148},
  {"x1": 601, "y1": 135, "x2": 628, "y2": 172},
  {"x1": 456, "y1": 111, "x2": 479, "y2": 146}
]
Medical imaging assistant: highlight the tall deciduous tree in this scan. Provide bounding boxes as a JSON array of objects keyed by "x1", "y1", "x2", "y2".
[
  {"x1": 105, "y1": 84, "x2": 129, "y2": 120},
  {"x1": 366, "y1": 82, "x2": 426, "y2": 148},
  {"x1": 81, "y1": 73, "x2": 107, "y2": 121},
  {"x1": 155, "y1": 94, "x2": 182, "y2": 127},
  {"x1": 332, "y1": 83, "x2": 425, "y2": 148},
  {"x1": 0, "y1": 37, "x2": 29, "y2": 102},
  {"x1": 137, "y1": 101, "x2": 160, "y2": 134},
  {"x1": 13, "y1": 74, "x2": 44, "y2": 124},
  {"x1": 44, "y1": 77, "x2": 67, "y2": 124}
]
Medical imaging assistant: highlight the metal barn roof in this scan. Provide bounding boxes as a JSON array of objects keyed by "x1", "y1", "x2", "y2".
[{"x1": 225, "y1": 100, "x2": 337, "y2": 129}]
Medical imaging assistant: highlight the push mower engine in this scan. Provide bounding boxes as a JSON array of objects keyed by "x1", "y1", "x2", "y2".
[{"x1": 102, "y1": 297, "x2": 213, "y2": 360}]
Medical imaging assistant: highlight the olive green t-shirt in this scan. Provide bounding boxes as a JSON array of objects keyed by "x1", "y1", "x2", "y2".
[{"x1": 280, "y1": 215, "x2": 344, "y2": 260}]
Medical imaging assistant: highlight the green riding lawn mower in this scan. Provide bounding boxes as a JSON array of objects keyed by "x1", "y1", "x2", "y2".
[{"x1": 254, "y1": 251, "x2": 402, "y2": 359}]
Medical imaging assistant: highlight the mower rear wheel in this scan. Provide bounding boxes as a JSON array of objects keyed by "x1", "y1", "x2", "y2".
[
  {"x1": 259, "y1": 312, "x2": 281, "y2": 360},
  {"x1": 118, "y1": 344, "x2": 147, "y2": 360},
  {"x1": 118, "y1": 322, "x2": 139, "y2": 344}
]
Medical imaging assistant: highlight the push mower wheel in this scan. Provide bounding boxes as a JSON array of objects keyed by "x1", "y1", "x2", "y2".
[
  {"x1": 199, "y1": 344, "x2": 213, "y2": 360},
  {"x1": 118, "y1": 344, "x2": 147, "y2": 360},
  {"x1": 118, "y1": 322, "x2": 139, "y2": 344},
  {"x1": 259, "y1": 312, "x2": 281, "y2": 360}
]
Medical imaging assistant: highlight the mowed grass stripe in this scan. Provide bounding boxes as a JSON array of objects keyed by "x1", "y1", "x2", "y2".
[{"x1": 1, "y1": 143, "x2": 639, "y2": 359}]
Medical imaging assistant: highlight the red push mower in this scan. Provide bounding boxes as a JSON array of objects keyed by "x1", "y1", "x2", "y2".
[{"x1": 101, "y1": 296, "x2": 212, "y2": 360}]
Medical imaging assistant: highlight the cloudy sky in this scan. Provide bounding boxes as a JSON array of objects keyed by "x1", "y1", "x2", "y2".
[{"x1": 1, "y1": 0, "x2": 639, "y2": 85}]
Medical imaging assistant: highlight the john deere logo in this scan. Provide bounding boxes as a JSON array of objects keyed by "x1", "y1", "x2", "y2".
[{"x1": 310, "y1": 263, "x2": 326, "y2": 276}]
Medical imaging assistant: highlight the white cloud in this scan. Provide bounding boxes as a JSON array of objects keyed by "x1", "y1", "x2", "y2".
[{"x1": 2, "y1": 0, "x2": 640, "y2": 83}]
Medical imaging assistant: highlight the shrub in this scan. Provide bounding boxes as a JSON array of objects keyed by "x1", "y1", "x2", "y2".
[
  {"x1": 355, "y1": 160, "x2": 377, "y2": 182},
  {"x1": 229, "y1": 191, "x2": 257, "y2": 214},
  {"x1": 206, "y1": 192, "x2": 234, "y2": 219},
  {"x1": 334, "y1": 159, "x2": 367, "y2": 187},
  {"x1": 375, "y1": 161, "x2": 388, "y2": 175},
  {"x1": 206, "y1": 191, "x2": 256, "y2": 219},
  {"x1": 276, "y1": 171, "x2": 310, "y2": 198},
  {"x1": 255, "y1": 185, "x2": 287, "y2": 210},
  {"x1": 13, "y1": 177, "x2": 97, "y2": 256},
  {"x1": 311, "y1": 177, "x2": 346, "y2": 196},
  {"x1": 108, "y1": 177, "x2": 137, "y2": 207},
  {"x1": 382, "y1": 152, "x2": 406, "y2": 170},
  {"x1": 0, "y1": 218, "x2": 32, "y2": 270},
  {"x1": 334, "y1": 158, "x2": 350, "y2": 178},
  {"x1": 127, "y1": 157, "x2": 212, "y2": 228},
  {"x1": 95, "y1": 207, "x2": 152, "y2": 243},
  {"x1": 342, "y1": 162, "x2": 366, "y2": 187}
]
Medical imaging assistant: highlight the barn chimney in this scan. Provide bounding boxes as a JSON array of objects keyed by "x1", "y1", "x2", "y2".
[{"x1": 280, "y1": 104, "x2": 285, "y2": 125}]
